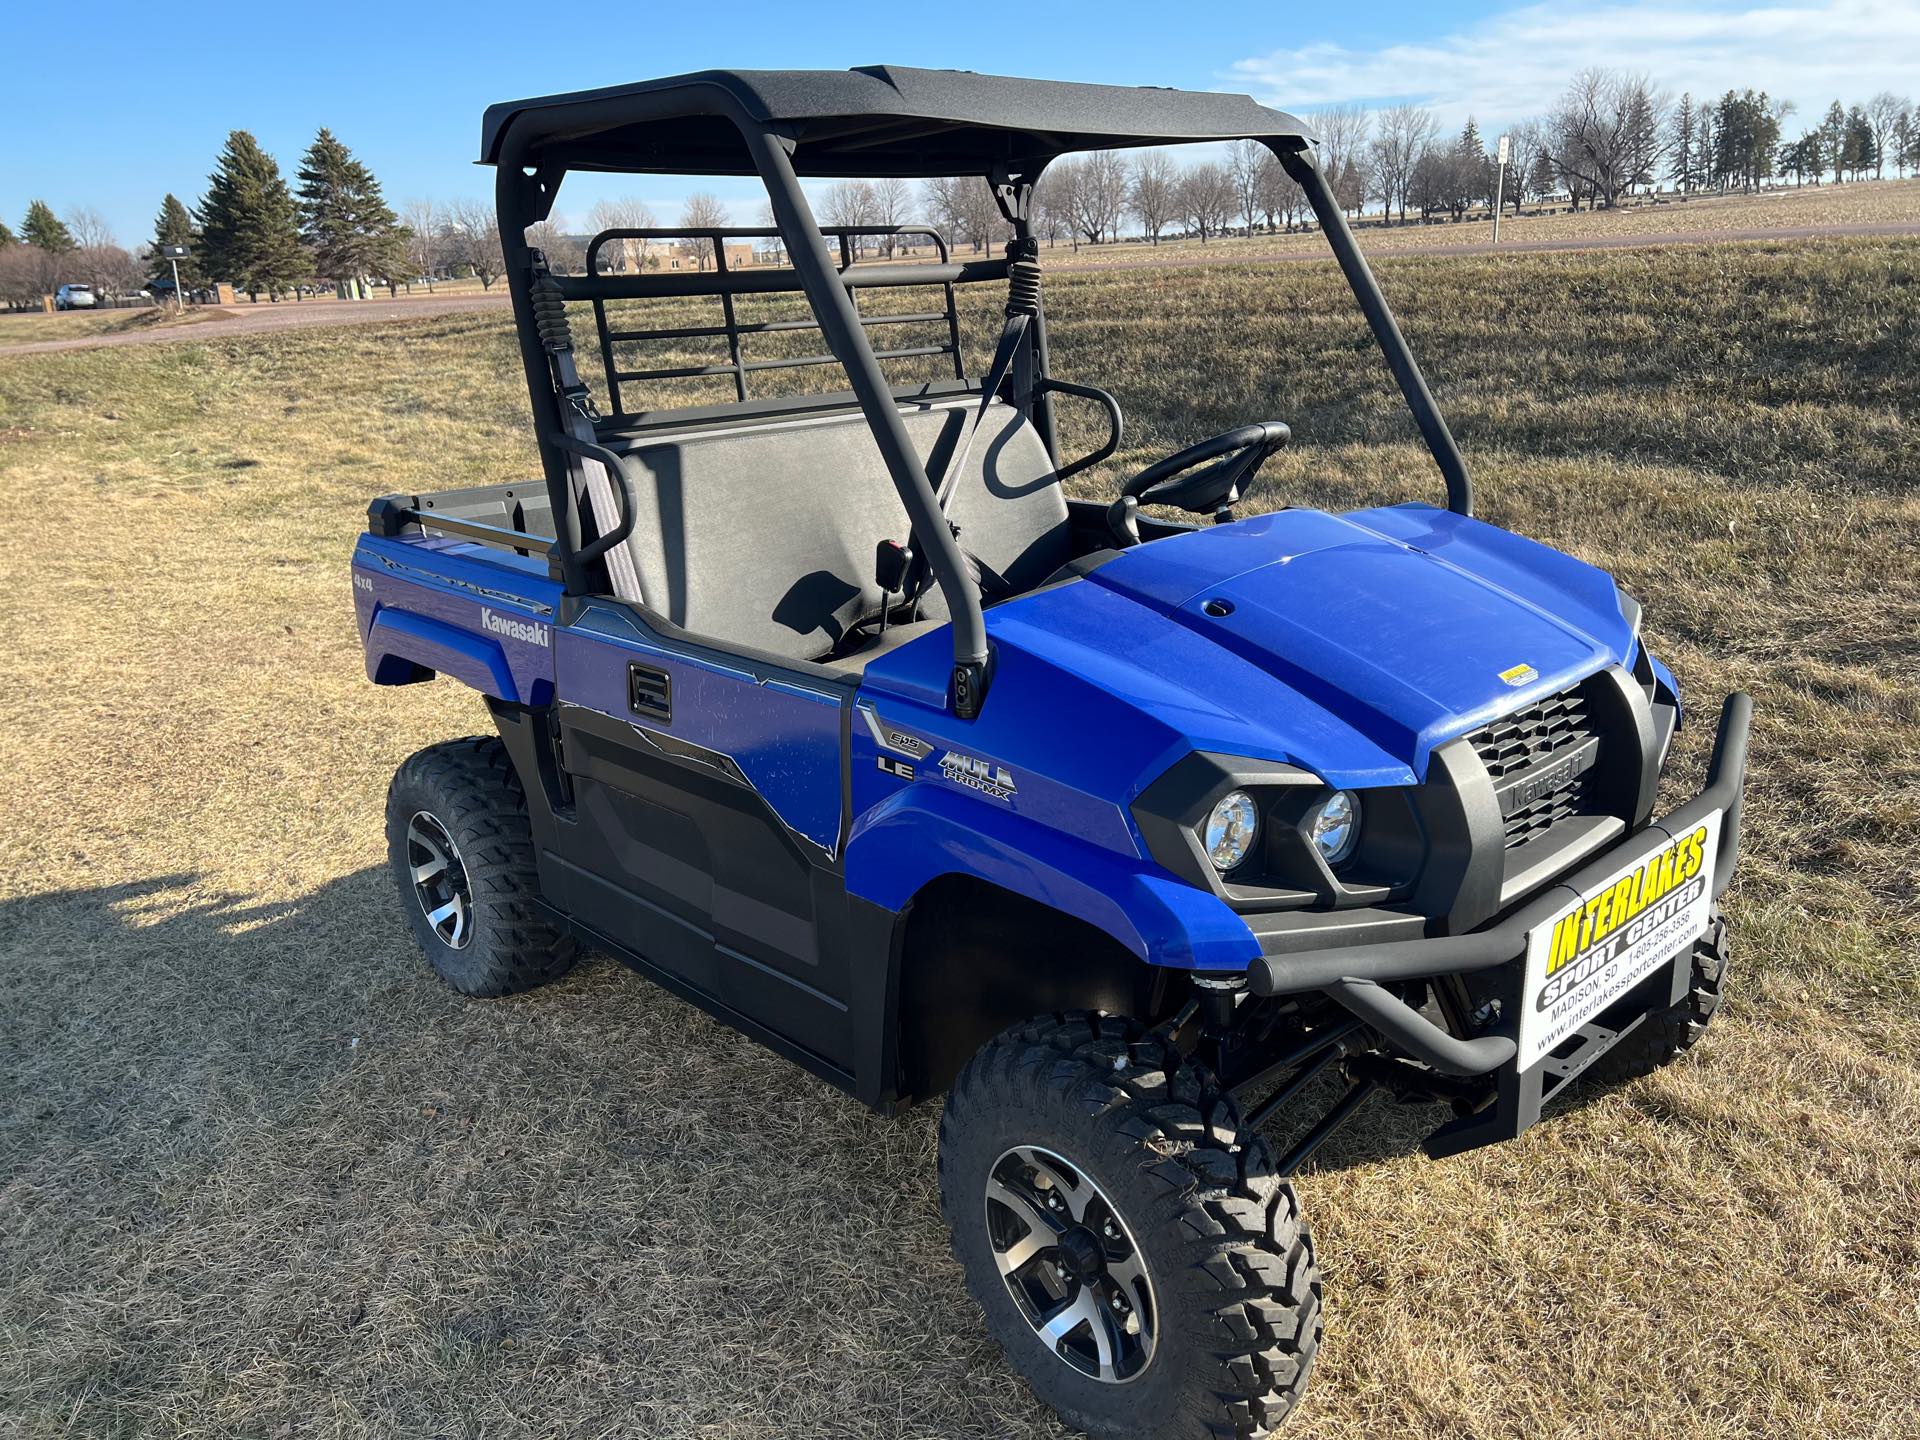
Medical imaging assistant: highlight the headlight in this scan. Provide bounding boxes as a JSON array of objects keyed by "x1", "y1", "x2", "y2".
[
  {"x1": 1202, "y1": 790, "x2": 1259, "y2": 873},
  {"x1": 1307, "y1": 790, "x2": 1360, "y2": 866}
]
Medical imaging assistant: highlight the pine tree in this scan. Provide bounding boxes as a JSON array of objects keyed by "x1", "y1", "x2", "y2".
[
  {"x1": 1669, "y1": 94, "x2": 1697, "y2": 193},
  {"x1": 148, "y1": 193, "x2": 204, "y2": 291},
  {"x1": 21, "y1": 200, "x2": 75, "y2": 253},
  {"x1": 0, "y1": 219, "x2": 15, "y2": 246},
  {"x1": 296, "y1": 128, "x2": 401, "y2": 291},
  {"x1": 1844, "y1": 106, "x2": 1877, "y2": 180},
  {"x1": 1455, "y1": 117, "x2": 1488, "y2": 216},
  {"x1": 1819, "y1": 102, "x2": 1848, "y2": 183},
  {"x1": 198, "y1": 130, "x2": 309, "y2": 300}
]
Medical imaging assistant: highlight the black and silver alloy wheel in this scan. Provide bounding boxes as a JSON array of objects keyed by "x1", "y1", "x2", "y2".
[
  {"x1": 941, "y1": 1011, "x2": 1320, "y2": 1440},
  {"x1": 405, "y1": 810, "x2": 473, "y2": 949},
  {"x1": 385, "y1": 736, "x2": 576, "y2": 997},
  {"x1": 987, "y1": 1145, "x2": 1155, "y2": 1384}
]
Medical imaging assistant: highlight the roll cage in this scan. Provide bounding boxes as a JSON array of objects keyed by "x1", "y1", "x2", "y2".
[{"x1": 484, "y1": 65, "x2": 1474, "y2": 718}]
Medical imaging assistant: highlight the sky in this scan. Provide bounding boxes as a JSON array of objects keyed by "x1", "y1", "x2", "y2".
[{"x1": 3, "y1": 0, "x2": 1917, "y2": 247}]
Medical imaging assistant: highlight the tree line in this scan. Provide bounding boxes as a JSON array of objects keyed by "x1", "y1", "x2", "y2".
[
  {"x1": 1, "y1": 128, "x2": 510, "y2": 309},
  {"x1": 4, "y1": 75, "x2": 1915, "y2": 310}
]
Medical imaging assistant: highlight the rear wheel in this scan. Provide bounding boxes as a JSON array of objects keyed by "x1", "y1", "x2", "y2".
[
  {"x1": 1590, "y1": 907, "x2": 1728, "y2": 1085},
  {"x1": 384, "y1": 736, "x2": 575, "y2": 996},
  {"x1": 939, "y1": 1011, "x2": 1320, "y2": 1440}
]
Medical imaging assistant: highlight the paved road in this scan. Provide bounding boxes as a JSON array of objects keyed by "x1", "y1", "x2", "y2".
[{"x1": 4, "y1": 219, "x2": 1916, "y2": 359}]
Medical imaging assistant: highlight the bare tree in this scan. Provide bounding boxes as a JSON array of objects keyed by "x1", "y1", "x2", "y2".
[
  {"x1": 1506, "y1": 120, "x2": 1551, "y2": 214},
  {"x1": 1128, "y1": 150, "x2": 1178, "y2": 244},
  {"x1": 1308, "y1": 105, "x2": 1372, "y2": 218},
  {"x1": 1864, "y1": 92, "x2": 1908, "y2": 179},
  {"x1": 585, "y1": 197, "x2": 658, "y2": 272},
  {"x1": 73, "y1": 243, "x2": 142, "y2": 300},
  {"x1": 1176, "y1": 162, "x2": 1235, "y2": 242},
  {"x1": 65, "y1": 207, "x2": 115, "y2": 251},
  {"x1": 400, "y1": 200, "x2": 441, "y2": 289},
  {"x1": 1369, "y1": 104, "x2": 1438, "y2": 223},
  {"x1": 1227, "y1": 140, "x2": 1268, "y2": 234},
  {"x1": 0, "y1": 244, "x2": 47, "y2": 310},
  {"x1": 679, "y1": 192, "x2": 729, "y2": 268},
  {"x1": 447, "y1": 200, "x2": 505, "y2": 288},
  {"x1": 958, "y1": 178, "x2": 1002, "y2": 254},
  {"x1": 1548, "y1": 70, "x2": 1665, "y2": 209},
  {"x1": 1030, "y1": 170, "x2": 1071, "y2": 248},
  {"x1": 821, "y1": 180, "x2": 878, "y2": 255},
  {"x1": 922, "y1": 175, "x2": 999, "y2": 253},
  {"x1": 1043, "y1": 161, "x2": 1083, "y2": 250},
  {"x1": 1255, "y1": 150, "x2": 1305, "y2": 231},
  {"x1": 873, "y1": 176, "x2": 912, "y2": 256},
  {"x1": 1067, "y1": 150, "x2": 1127, "y2": 246}
]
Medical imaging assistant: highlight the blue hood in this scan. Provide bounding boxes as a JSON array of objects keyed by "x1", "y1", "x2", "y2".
[
  {"x1": 861, "y1": 504, "x2": 1637, "y2": 794},
  {"x1": 1085, "y1": 505, "x2": 1633, "y2": 772}
]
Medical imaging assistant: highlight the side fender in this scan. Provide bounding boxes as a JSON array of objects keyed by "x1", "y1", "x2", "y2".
[
  {"x1": 844, "y1": 783, "x2": 1258, "y2": 972},
  {"x1": 366, "y1": 607, "x2": 517, "y2": 701}
]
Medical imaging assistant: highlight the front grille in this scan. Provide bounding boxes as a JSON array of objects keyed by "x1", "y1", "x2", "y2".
[
  {"x1": 1500, "y1": 771, "x2": 1596, "y2": 848},
  {"x1": 1469, "y1": 683, "x2": 1601, "y2": 849}
]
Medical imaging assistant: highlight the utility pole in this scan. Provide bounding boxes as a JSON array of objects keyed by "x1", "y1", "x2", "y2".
[{"x1": 1493, "y1": 135, "x2": 1511, "y2": 244}]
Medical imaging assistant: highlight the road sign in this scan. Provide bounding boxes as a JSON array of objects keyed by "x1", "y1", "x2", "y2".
[
  {"x1": 158, "y1": 243, "x2": 191, "y2": 259},
  {"x1": 1496, "y1": 134, "x2": 1511, "y2": 165}
]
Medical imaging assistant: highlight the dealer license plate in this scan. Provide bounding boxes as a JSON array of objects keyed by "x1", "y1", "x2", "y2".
[{"x1": 1518, "y1": 810, "x2": 1722, "y2": 1069}]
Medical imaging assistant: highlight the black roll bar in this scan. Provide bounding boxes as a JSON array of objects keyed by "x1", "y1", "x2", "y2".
[
  {"x1": 738, "y1": 126, "x2": 993, "y2": 710},
  {"x1": 492, "y1": 88, "x2": 1483, "y2": 717}
]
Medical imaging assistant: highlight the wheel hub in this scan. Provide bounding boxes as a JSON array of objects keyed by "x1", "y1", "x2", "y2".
[
  {"x1": 405, "y1": 810, "x2": 474, "y2": 950},
  {"x1": 1056, "y1": 1226, "x2": 1104, "y2": 1282},
  {"x1": 985, "y1": 1145, "x2": 1156, "y2": 1384}
]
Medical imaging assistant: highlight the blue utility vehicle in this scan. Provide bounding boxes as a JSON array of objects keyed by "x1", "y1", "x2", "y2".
[{"x1": 354, "y1": 68, "x2": 1749, "y2": 1440}]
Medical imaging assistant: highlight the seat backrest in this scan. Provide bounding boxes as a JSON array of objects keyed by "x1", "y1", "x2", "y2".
[{"x1": 594, "y1": 398, "x2": 1070, "y2": 662}]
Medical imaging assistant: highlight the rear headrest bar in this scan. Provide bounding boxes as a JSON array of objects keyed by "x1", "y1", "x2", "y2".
[{"x1": 569, "y1": 224, "x2": 993, "y2": 416}]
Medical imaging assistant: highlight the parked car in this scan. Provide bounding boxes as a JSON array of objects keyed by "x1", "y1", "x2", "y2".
[{"x1": 55, "y1": 283, "x2": 97, "y2": 310}]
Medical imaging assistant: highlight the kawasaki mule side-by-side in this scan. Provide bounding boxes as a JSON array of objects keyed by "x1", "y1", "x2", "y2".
[{"x1": 352, "y1": 68, "x2": 1750, "y2": 1439}]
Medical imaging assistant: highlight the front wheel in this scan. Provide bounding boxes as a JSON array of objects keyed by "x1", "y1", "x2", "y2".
[{"x1": 939, "y1": 1012, "x2": 1321, "y2": 1440}]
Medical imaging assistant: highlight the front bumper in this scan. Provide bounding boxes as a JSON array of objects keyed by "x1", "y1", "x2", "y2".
[{"x1": 1244, "y1": 692, "x2": 1751, "y2": 1154}]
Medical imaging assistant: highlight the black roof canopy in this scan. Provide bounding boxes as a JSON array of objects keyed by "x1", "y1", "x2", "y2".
[{"x1": 481, "y1": 65, "x2": 1313, "y2": 177}]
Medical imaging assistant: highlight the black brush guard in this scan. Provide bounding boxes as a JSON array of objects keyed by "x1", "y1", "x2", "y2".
[{"x1": 1244, "y1": 692, "x2": 1751, "y2": 1157}]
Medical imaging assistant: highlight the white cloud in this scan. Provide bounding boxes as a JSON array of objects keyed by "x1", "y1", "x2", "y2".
[{"x1": 1225, "y1": 0, "x2": 1920, "y2": 132}]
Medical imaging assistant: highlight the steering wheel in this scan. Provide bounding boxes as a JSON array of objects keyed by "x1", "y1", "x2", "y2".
[{"x1": 1107, "y1": 422, "x2": 1291, "y2": 546}]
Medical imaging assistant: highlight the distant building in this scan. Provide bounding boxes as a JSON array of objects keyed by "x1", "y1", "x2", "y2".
[{"x1": 592, "y1": 237, "x2": 756, "y2": 274}]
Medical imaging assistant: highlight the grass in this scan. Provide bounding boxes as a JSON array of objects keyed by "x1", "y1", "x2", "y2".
[
  {"x1": 1, "y1": 234, "x2": 1917, "y2": 1440},
  {"x1": 0, "y1": 306, "x2": 236, "y2": 344}
]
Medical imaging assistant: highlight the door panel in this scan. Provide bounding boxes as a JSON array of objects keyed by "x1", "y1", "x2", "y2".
[{"x1": 550, "y1": 603, "x2": 853, "y2": 1067}]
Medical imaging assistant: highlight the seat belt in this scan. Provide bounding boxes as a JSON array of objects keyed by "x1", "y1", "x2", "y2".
[
  {"x1": 528, "y1": 256, "x2": 645, "y2": 603},
  {"x1": 895, "y1": 240, "x2": 1042, "y2": 614}
]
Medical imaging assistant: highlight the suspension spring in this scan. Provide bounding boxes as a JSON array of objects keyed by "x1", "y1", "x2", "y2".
[{"x1": 530, "y1": 273, "x2": 573, "y2": 354}]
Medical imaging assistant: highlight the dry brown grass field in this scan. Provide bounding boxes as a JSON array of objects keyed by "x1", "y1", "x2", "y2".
[
  {"x1": 1, "y1": 234, "x2": 1917, "y2": 1439},
  {"x1": 1035, "y1": 176, "x2": 1920, "y2": 265}
]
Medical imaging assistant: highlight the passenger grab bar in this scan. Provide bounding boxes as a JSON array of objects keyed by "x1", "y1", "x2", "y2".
[
  {"x1": 1031, "y1": 378, "x2": 1124, "y2": 482},
  {"x1": 548, "y1": 431, "x2": 638, "y2": 566}
]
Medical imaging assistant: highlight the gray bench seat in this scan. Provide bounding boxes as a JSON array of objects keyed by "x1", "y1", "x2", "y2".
[{"x1": 588, "y1": 397, "x2": 1072, "y2": 664}]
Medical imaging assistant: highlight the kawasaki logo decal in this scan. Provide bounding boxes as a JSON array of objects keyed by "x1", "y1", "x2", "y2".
[{"x1": 481, "y1": 607, "x2": 549, "y2": 648}]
